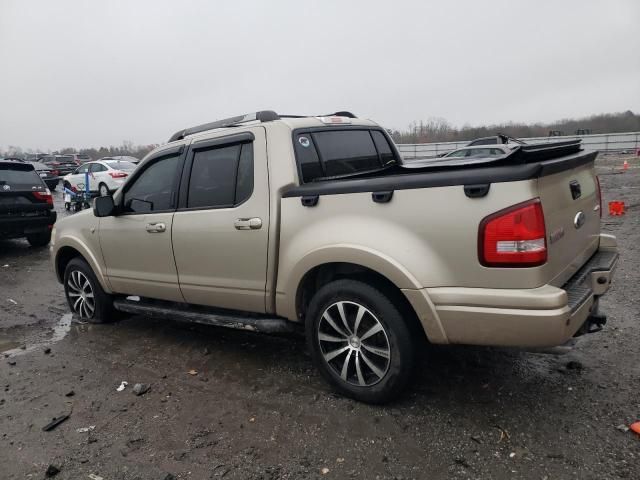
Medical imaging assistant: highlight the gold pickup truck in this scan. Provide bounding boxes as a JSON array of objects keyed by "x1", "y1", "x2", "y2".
[{"x1": 50, "y1": 111, "x2": 618, "y2": 403}]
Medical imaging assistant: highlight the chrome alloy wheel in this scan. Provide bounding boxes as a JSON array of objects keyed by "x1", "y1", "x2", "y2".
[
  {"x1": 317, "y1": 301, "x2": 391, "y2": 386},
  {"x1": 67, "y1": 270, "x2": 95, "y2": 318}
]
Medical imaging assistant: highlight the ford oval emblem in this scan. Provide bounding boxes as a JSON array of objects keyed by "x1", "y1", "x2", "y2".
[{"x1": 574, "y1": 211, "x2": 586, "y2": 229}]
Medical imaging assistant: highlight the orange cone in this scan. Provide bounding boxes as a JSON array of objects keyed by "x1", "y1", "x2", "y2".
[
  {"x1": 608, "y1": 201, "x2": 626, "y2": 216},
  {"x1": 631, "y1": 422, "x2": 640, "y2": 435},
  {"x1": 623, "y1": 160, "x2": 629, "y2": 171}
]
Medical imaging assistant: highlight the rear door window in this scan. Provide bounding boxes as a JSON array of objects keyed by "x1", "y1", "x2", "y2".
[{"x1": 186, "y1": 142, "x2": 254, "y2": 209}]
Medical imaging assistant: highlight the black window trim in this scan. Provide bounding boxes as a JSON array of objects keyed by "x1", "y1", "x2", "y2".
[
  {"x1": 116, "y1": 145, "x2": 186, "y2": 216},
  {"x1": 291, "y1": 126, "x2": 401, "y2": 184},
  {"x1": 177, "y1": 132, "x2": 255, "y2": 212}
]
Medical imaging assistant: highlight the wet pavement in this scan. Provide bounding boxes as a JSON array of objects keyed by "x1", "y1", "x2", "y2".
[{"x1": 1, "y1": 155, "x2": 639, "y2": 479}]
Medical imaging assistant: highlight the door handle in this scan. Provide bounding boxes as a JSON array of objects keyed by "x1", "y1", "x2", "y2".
[
  {"x1": 234, "y1": 217, "x2": 262, "y2": 230},
  {"x1": 145, "y1": 222, "x2": 166, "y2": 233}
]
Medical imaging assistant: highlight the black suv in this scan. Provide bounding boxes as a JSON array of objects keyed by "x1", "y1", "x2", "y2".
[
  {"x1": 0, "y1": 159, "x2": 57, "y2": 246},
  {"x1": 38, "y1": 154, "x2": 78, "y2": 176}
]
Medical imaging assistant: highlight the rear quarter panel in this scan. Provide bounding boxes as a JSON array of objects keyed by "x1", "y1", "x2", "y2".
[{"x1": 276, "y1": 179, "x2": 546, "y2": 319}]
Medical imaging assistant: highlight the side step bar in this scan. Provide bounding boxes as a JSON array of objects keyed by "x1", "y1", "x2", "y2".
[{"x1": 112, "y1": 298, "x2": 298, "y2": 334}]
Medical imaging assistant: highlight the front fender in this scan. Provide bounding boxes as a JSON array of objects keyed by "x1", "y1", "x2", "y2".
[{"x1": 53, "y1": 234, "x2": 112, "y2": 293}]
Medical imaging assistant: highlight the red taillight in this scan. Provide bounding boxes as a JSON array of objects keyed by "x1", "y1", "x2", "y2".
[
  {"x1": 479, "y1": 198, "x2": 547, "y2": 267},
  {"x1": 595, "y1": 175, "x2": 602, "y2": 218},
  {"x1": 109, "y1": 171, "x2": 128, "y2": 179},
  {"x1": 33, "y1": 190, "x2": 54, "y2": 206}
]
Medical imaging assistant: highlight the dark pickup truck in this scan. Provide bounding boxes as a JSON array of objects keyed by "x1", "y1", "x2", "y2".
[{"x1": 0, "y1": 159, "x2": 56, "y2": 246}]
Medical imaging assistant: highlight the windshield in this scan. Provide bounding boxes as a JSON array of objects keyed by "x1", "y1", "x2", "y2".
[{"x1": 105, "y1": 160, "x2": 136, "y2": 170}]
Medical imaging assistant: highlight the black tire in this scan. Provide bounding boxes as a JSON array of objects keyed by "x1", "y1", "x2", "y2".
[
  {"x1": 26, "y1": 230, "x2": 52, "y2": 247},
  {"x1": 64, "y1": 202, "x2": 71, "y2": 211},
  {"x1": 98, "y1": 183, "x2": 109, "y2": 197},
  {"x1": 64, "y1": 257, "x2": 117, "y2": 323},
  {"x1": 306, "y1": 279, "x2": 415, "y2": 404}
]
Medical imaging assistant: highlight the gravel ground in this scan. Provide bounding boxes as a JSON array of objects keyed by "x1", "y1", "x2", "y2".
[{"x1": 1, "y1": 154, "x2": 638, "y2": 480}]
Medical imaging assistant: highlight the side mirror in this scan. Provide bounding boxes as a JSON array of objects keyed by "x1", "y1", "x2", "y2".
[{"x1": 93, "y1": 195, "x2": 116, "y2": 217}]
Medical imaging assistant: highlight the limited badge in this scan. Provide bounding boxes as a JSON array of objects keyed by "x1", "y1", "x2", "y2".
[{"x1": 298, "y1": 136, "x2": 310, "y2": 148}]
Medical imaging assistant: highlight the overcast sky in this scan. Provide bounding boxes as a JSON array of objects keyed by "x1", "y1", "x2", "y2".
[{"x1": 1, "y1": 0, "x2": 639, "y2": 151}]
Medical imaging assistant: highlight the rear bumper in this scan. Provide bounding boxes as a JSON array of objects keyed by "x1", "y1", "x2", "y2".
[
  {"x1": 0, "y1": 212, "x2": 57, "y2": 237},
  {"x1": 405, "y1": 244, "x2": 619, "y2": 347}
]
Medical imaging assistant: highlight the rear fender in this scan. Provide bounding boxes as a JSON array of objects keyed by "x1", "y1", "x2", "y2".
[{"x1": 276, "y1": 244, "x2": 447, "y2": 343}]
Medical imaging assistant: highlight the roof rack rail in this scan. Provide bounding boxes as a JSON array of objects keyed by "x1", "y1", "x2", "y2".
[
  {"x1": 327, "y1": 111, "x2": 356, "y2": 118},
  {"x1": 169, "y1": 110, "x2": 280, "y2": 142},
  {"x1": 168, "y1": 110, "x2": 358, "y2": 142},
  {"x1": 280, "y1": 111, "x2": 357, "y2": 119}
]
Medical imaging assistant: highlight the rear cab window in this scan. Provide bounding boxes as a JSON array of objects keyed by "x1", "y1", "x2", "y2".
[{"x1": 293, "y1": 128, "x2": 398, "y2": 183}]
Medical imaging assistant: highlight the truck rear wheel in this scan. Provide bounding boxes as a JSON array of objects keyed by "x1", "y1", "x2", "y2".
[
  {"x1": 306, "y1": 279, "x2": 415, "y2": 404},
  {"x1": 64, "y1": 257, "x2": 117, "y2": 323}
]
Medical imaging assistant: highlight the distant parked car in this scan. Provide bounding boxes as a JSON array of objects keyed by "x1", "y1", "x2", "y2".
[
  {"x1": 62, "y1": 159, "x2": 137, "y2": 196},
  {"x1": 98, "y1": 155, "x2": 141, "y2": 165},
  {"x1": 28, "y1": 161, "x2": 60, "y2": 190},
  {"x1": 25, "y1": 153, "x2": 48, "y2": 162},
  {"x1": 0, "y1": 158, "x2": 56, "y2": 246},
  {"x1": 467, "y1": 134, "x2": 526, "y2": 146},
  {"x1": 67, "y1": 153, "x2": 93, "y2": 165},
  {"x1": 442, "y1": 145, "x2": 512, "y2": 159},
  {"x1": 38, "y1": 154, "x2": 78, "y2": 177}
]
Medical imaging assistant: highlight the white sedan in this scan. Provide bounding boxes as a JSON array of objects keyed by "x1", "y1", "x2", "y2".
[{"x1": 62, "y1": 159, "x2": 137, "y2": 196}]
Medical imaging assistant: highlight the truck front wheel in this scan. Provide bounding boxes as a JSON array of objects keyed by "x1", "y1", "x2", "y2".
[
  {"x1": 64, "y1": 257, "x2": 117, "y2": 323},
  {"x1": 306, "y1": 279, "x2": 415, "y2": 404}
]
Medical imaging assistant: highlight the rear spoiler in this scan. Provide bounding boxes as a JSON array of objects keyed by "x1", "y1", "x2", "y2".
[
  {"x1": 508, "y1": 139, "x2": 582, "y2": 164},
  {"x1": 403, "y1": 139, "x2": 583, "y2": 170}
]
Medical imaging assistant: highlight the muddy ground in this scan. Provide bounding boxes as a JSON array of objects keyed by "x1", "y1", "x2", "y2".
[{"x1": 1, "y1": 154, "x2": 638, "y2": 480}]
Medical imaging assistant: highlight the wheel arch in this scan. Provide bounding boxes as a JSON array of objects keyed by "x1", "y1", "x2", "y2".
[
  {"x1": 54, "y1": 240, "x2": 111, "y2": 293},
  {"x1": 290, "y1": 261, "x2": 430, "y2": 343}
]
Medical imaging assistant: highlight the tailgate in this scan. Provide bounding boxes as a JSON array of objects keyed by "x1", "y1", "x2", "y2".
[
  {"x1": 537, "y1": 157, "x2": 600, "y2": 287},
  {"x1": 0, "y1": 163, "x2": 51, "y2": 216}
]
